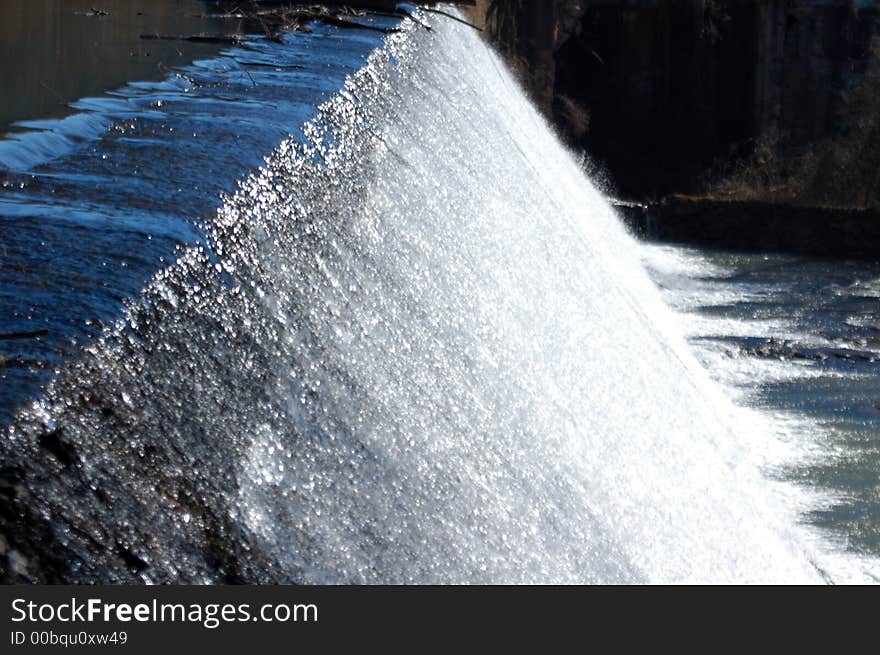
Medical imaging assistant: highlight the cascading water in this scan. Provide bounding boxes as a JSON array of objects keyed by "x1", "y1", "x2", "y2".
[{"x1": 1, "y1": 12, "x2": 867, "y2": 583}]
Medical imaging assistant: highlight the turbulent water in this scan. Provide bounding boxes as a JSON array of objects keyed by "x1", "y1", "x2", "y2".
[
  {"x1": 643, "y1": 245, "x2": 880, "y2": 565},
  {"x1": 1, "y1": 11, "x2": 874, "y2": 583}
]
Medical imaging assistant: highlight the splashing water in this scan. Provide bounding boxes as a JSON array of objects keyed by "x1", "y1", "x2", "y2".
[{"x1": 2, "y1": 13, "x2": 869, "y2": 583}]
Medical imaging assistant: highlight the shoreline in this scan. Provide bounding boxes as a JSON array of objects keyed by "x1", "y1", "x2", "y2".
[{"x1": 616, "y1": 196, "x2": 880, "y2": 260}]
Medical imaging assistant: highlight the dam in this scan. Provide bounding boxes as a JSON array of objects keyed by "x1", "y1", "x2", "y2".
[{"x1": 0, "y1": 7, "x2": 876, "y2": 584}]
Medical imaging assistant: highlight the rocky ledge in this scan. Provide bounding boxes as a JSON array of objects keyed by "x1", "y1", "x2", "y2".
[{"x1": 617, "y1": 196, "x2": 880, "y2": 259}]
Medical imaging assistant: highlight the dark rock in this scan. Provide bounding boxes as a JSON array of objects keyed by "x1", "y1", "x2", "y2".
[
  {"x1": 38, "y1": 429, "x2": 78, "y2": 468},
  {"x1": 116, "y1": 542, "x2": 150, "y2": 573}
]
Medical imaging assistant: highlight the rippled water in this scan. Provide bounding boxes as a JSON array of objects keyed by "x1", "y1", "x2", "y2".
[{"x1": 643, "y1": 245, "x2": 880, "y2": 564}]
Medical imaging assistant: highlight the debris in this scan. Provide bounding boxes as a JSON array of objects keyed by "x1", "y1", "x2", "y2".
[
  {"x1": 140, "y1": 33, "x2": 244, "y2": 46},
  {"x1": 181, "y1": 2, "x2": 481, "y2": 44},
  {"x1": 420, "y1": 7, "x2": 483, "y2": 31}
]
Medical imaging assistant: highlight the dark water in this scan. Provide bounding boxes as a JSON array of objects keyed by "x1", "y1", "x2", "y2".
[
  {"x1": 643, "y1": 245, "x2": 880, "y2": 559},
  {"x1": 0, "y1": 0, "x2": 242, "y2": 133},
  {"x1": 0, "y1": 12, "x2": 398, "y2": 429}
]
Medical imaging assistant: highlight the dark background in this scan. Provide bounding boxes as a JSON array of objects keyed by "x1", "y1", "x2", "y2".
[{"x1": 469, "y1": 0, "x2": 880, "y2": 208}]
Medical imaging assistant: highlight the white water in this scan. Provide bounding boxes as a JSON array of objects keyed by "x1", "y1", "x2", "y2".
[
  {"x1": 10, "y1": 10, "x2": 867, "y2": 583},
  {"x1": 224, "y1": 15, "x2": 839, "y2": 583}
]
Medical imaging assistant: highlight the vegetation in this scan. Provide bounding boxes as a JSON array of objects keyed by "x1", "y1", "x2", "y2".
[{"x1": 707, "y1": 38, "x2": 880, "y2": 210}]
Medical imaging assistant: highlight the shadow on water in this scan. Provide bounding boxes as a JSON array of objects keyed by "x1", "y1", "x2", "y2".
[{"x1": 0, "y1": 0, "x2": 237, "y2": 133}]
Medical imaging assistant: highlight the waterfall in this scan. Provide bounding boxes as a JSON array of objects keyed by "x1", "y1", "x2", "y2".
[{"x1": 2, "y1": 13, "x2": 841, "y2": 583}]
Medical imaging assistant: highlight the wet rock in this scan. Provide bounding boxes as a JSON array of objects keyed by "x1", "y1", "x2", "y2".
[
  {"x1": 739, "y1": 337, "x2": 877, "y2": 363},
  {"x1": 116, "y1": 543, "x2": 150, "y2": 573},
  {"x1": 38, "y1": 429, "x2": 78, "y2": 467}
]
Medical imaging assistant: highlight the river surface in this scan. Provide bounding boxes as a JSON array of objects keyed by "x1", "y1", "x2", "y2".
[{"x1": 0, "y1": 0, "x2": 243, "y2": 134}]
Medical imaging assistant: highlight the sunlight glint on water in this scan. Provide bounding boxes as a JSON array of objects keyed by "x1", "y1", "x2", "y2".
[{"x1": 5, "y1": 12, "x2": 872, "y2": 583}]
